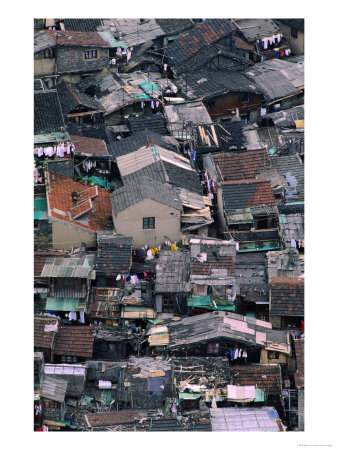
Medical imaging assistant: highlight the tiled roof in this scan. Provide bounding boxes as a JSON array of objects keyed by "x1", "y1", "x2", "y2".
[
  {"x1": 34, "y1": 91, "x2": 65, "y2": 135},
  {"x1": 155, "y1": 251, "x2": 191, "y2": 293},
  {"x1": 56, "y1": 80, "x2": 103, "y2": 115},
  {"x1": 213, "y1": 149, "x2": 271, "y2": 181},
  {"x1": 46, "y1": 30, "x2": 110, "y2": 47},
  {"x1": 70, "y1": 134, "x2": 109, "y2": 156},
  {"x1": 111, "y1": 177, "x2": 183, "y2": 215},
  {"x1": 127, "y1": 114, "x2": 169, "y2": 135},
  {"x1": 270, "y1": 277, "x2": 304, "y2": 316},
  {"x1": 108, "y1": 130, "x2": 176, "y2": 161},
  {"x1": 34, "y1": 315, "x2": 59, "y2": 349},
  {"x1": 62, "y1": 19, "x2": 104, "y2": 32},
  {"x1": 165, "y1": 19, "x2": 236, "y2": 65},
  {"x1": 271, "y1": 154, "x2": 304, "y2": 202},
  {"x1": 86, "y1": 410, "x2": 142, "y2": 427},
  {"x1": 224, "y1": 229, "x2": 280, "y2": 243},
  {"x1": 47, "y1": 171, "x2": 112, "y2": 232},
  {"x1": 34, "y1": 31, "x2": 56, "y2": 53},
  {"x1": 156, "y1": 19, "x2": 194, "y2": 34},
  {"x1": 233, "y1": 19, "x2": 280, "y2": 42},
  {"x1": 230, "y1": 364, "x2": 282, "y2": 395},
  {"x1": 122, "y1": 160, "x2": 202, "y2": 196},
  {"x1": 233, "y1": 36, "x2": 254, "y2": 51},
  {"x1": 162, "y1": 161, "x2": 202, "y2": 195},
  {"x1": 178, "y1": 70, "x2": 262, "y2": 101},
  {"x1": 172, "y1": 42, "x2": 251, "y2": 74},
  {"x1": 240, "y1": 283, "x2": 269, "y2": 303},
  {"x1": 244, "y1": 60, "x2": 303, "y2": 102},
  {"x1": 66, "y1": 123, "x2": 115, "y2": 146},
  {"x1": 293, "y1": 338, "x2": 304, "y2": 388},
  {"x1": 54, "y1": 325, "x2": 94, "y2": 358},
  {"x1": 34, "y1": 251, "x2": 68, "y2": 278},
  {"x1": 96, "y1": 235, "x2": 133, "y2": 277},
  {"x1": 221, "y1": 179, "x2": 276, "y2": 210},
  {"x1": 190, "y1": 239, "x2": 236, "y2": 277}
]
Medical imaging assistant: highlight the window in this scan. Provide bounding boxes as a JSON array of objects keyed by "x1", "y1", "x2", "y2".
[
  {"x1": 44, "y1": 48, "x2": 54, "y2": 59},
  {"x1": 61, "y1": 355, "x2": 77, "y2": 363},
  {"x1": 100, "y1": 342, "x2": 108, "y2": 352},
  {"x1": 281, "y1": 316, "x2": 302, "y2": 329},
  {"x1": 34, "y1": 219, "x2": 39, "y2": 229},
  {"x1": 207, "y1": 342, "x2": 219, "y2": 354},
  {"x1": 206, "y1": 100, "x2": 215, "y2": 110},
  {"x1": 84, "y1": 50, "x2": 98, "y2": 59},
  {"x1": 291, "y1": 28, "x2": 298, "y2": 39},
  {"x1": 163, "y1": 294, "x2": 175, "y2": 313},
  {"x1": 143, "y1": 217, "x2": 155, "y2": 229},
  {"x1": 240, "y1": 92, "x2": 250, "y2": 103},
  {"x1": 268, "y1": 351, "x2": 279, "y2": 360},
  {"x1": 108, "y1": 343, "x2": 117, "y2": 352}
]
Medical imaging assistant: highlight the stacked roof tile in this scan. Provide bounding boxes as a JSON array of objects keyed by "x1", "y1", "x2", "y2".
[
  {"x1": 34, "y1": 315, "x2": 59, "y2": 350},
  {"x1": 221, "y1": 179, "x2": 276, "y2": 210},
  {"x1": 54, "y1": 325, "x2": 94, "y2": 358},
  {"x1": 213, "y1": 149, "x2": 271, "y2": 181},
  {"x1": 269, "y1": 277, "x2": 304, "y2": 316},
  {"x1": 96, "y1": 235, "x2": 133, "y2": 277},
  {"x1": 230, "y1": 363, "x2": 282, "y2": 395},
  {"x1": 34, "y1": 91, "x2": 65, "y2": 135},
  {"x1": 46, "y1": 30, "x2": 110, "y2": 47}
]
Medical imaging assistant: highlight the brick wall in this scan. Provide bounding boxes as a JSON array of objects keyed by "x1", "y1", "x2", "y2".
[
  {"x1": 57, "y1": 46, "x2": 109, "y2": 74},
  {"x1": 34, "y1": 220, "x2": 53, "y2": 251}
]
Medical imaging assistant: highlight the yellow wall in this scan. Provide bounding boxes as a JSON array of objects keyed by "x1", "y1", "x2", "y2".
[
  {"x1": 34, "y1": 56, "x2": 55, "y2": 76},
  {"x1": 52, "y1": 220, "x2": 97, "y2": 250},
  {"x1": 278, "y1": 24, "x2": 304, "y2": 55},
  {"x1": 260, "y1": 348, "x2": 288, "y2": 365},
  {"x1": 269, "y1": 315, "x2": 281, "y2": 328},
  {"x1": 112, "y1": 198, "x2": 182, "y2": 249}
]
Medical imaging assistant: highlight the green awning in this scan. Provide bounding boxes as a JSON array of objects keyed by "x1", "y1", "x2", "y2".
[
  {"x1": 254, "y1": 388, "x2": 265, "y2": 402},
  {"x1": 187, "y1": 296, "x2": 212, "y2": 307},
  {"x1": 34, "y1": 197, "x2": 48, "y2": 219},
  {"x1": 82, "y1": 176, "x2": 113, "y2": 190},
  {"x1": 46, "y1": 298, "x2": 78, "y2": 311},
  {"x1": 34, "y1": 132, "x2": 70, "y2": 144},
  {"x1": 179, "y1": 392, "x2": 202, "y2": 399}
]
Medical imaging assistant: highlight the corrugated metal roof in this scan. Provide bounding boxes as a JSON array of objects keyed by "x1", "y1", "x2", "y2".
[
  {"x1": 41, "y1": 376, "x2": 68, "y2": 403},
  {"x1": 210, "y1": 407, "x2": 282, "y2": 431},
  {"x1": 41, "y1": 255, "x2": 96, "y2": 279}
]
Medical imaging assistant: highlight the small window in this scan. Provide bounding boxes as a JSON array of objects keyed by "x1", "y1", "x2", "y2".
[
  {"x1": 34, "y1": 219, "x2": 39, "y2": 229},
  {"x1": 268, "y1": 351, "x2": 279, "y2": 360},
  {"x1": 291, "y1": 28, "x2": 298, "y2": 39},
  {"x1": 44, "y1": 48, "x2": 54, "y2": 59},
  {"x1": 84, "y1": 50, "x2": 98, "y2": 59},
  {"x1": 239, "y1": 92, "x2": 250, "y2": 103},
  {"x1": 206, "y1": 100, "x2": 215, "y2": 110},
  {"x1": 108, "y1": 343, "x2": 117, "y2": 352},
  {"x1": 207, "y1": 342, "x2": 219, "y2": 354},
  {"x1": 100, "y1": 342, "x2": 108, "y2": 352},
  {"x1": 143, "y1": 217, "x2": 155, "y2": 229}
]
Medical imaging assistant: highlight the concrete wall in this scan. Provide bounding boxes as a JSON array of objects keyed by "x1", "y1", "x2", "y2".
[
  {"x1": 34, "y1": 52, "x2": 55, "y2": 76},
  {"x1": 260, "y1": 348, "x2": 288, "y2": 365},
  {"x1": 52, "y1": 220, "x2": 97, "y2": 250},
  {"x1": 34, "y1": 220, "x2": 53, "y2": 250},
  {"x1": 277, "y1": 23, "x2": 304, "y2": 55},
  {"x1": 112, "y1": 198, "x2": 182, "y2": 249},
  {"x1": 56, "y1": 47, "x2": 109, "y2": 74}
]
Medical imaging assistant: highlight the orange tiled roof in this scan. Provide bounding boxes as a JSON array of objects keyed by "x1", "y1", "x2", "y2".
[
  {"x1": 47, "y1": 171, "x2": 112, "y2": 232},
  {"x1": 233, "y1": 36, "x2": 254, "y2": 51}
]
